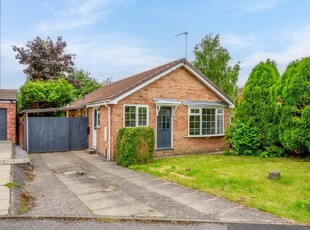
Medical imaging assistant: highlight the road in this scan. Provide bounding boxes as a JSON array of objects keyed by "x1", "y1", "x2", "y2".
[{"x1": 1, "y1": 219, "x2": 309, "y2": 230}]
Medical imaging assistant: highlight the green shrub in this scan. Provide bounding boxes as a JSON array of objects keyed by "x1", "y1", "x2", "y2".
[
  {"x1": 225, "y1": 122, "x2": 260, "y2": 156},
  {"x1": 116, "y1": 127, "x2": 155, "y2": 167},
  {"x1": 278, "y1": 57, "x2": 310, "y2": 157},
  {"x1": 235, "y1": 60, "x2": 281, "y2": 150},
  {"x1": 264, "y1": 145, "x2": 286, "y2": 157}
]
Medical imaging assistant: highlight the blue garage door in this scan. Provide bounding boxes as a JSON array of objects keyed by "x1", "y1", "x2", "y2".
[
  {"x1": 25, "y1": 117, "x2": 88, "y2": 153},
  {"x1": 0, "y1": 108, "x2": 7, "y2": 140}
]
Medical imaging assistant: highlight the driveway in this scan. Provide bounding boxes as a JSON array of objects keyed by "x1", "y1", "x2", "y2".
[{"x1": 25, "y1": 151, "x2": 290, "y2": 223}]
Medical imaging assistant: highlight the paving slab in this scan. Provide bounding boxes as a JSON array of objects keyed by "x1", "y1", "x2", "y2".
[
  {"x1": 0, "y1": 187, "x2": 10, "y2": 199},
  {"x1": 25, "y1": 151, "x2": 293, "y2": 225},
  {"x1": 0, "y1": 141, "x2": 12, "y2": 216},
  {"x1": 0, "y1": 141, "x2": 13, "y2": 161},
  {"x1": 24, "y1": 154, "x2": 93, "y2": 217},
  {"x1": 74, "y1": 151, "x2": 290, "y2": 224}
]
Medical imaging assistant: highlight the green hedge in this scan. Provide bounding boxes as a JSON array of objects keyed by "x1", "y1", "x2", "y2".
[
  {"x1": 116, "y1": 127, "x2": 155, "y2": 167},
  {"x1": 225, "y1": 121, "x2": 260, "y2": 156}
]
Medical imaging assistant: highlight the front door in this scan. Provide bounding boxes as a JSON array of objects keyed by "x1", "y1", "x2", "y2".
[
  {"x1": 92, "y1": 108, "x2": 98, "y2": 148},
  {"x1": 157, "y1": 107, "x2": 172, "y2": 149},
  {"x1": 0, "y1": 108, "x2": 7, "y2": 140}
]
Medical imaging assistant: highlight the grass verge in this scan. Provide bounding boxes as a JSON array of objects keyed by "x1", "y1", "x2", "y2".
[{"x1": 130, "y1": 155, "x2": 310, "y2": 223}]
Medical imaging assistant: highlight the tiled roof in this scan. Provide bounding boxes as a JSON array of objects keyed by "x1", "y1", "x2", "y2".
[
  {"x1": 69, "y1": 59, "x2": 185, "y2": 107},
  {"x1": 0, "y1": 89, "x2": 17, "y2": 101},
  {"x1": 69, "y1": 58, "x2": 234, "y2": 107}
]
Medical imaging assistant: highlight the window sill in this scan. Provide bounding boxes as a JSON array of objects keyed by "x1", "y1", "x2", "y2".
[
  {"x1": 185, "y1": 134, "x2": 224, "y2": 138},
  {"x1": 156, "y1": 147, "x2": 174, "y2": 151},
  {"x1": 123, "y1": 125, "x2": 150, "y2": 128}
]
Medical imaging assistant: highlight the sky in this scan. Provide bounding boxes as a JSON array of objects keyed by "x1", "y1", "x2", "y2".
[{"x1": 1, "y1": 0, "x2": 310, "y2": 89}]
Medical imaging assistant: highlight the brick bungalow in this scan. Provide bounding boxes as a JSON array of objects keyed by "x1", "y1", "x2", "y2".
[
  {"x1": 68, "y1": 59, "x2": 234, "y2": 160},
  {"x1": 0, "y1": 89, "x2": 17, "y2": 143}
]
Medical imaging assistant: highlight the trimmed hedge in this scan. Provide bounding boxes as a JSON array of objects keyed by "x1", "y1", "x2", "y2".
[{"x1": 116, "y1": 127, "x2": 155, "y2": 167}]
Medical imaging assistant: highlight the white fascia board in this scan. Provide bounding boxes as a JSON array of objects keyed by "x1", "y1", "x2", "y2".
[
  {"x1": 183, "y1": 64, "x2": 235, "y2": 108},
  {"x1": 86, "y1": 100, "x2": 113, "y2": 108},
  {"x1": 109, "y1": 63, "x2": 184, "y2": 104},
  {"x1": 0, "y1": 100, "x2": 16, "y2": 104}
]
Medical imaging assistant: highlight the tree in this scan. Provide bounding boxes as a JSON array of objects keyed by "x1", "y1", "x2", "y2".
[
  {"x1": 193, "y1": 34, "x2": 240, "y2": 99},
  {"x1": 278, "y1": 57, "x2": 310, "y2": 156},
  {"x1": 72, "y1": 70, "x2": 111, "y2": 99},
  {"x1": 18, "y1": 78, "x2": 74, "y2": 112},
  {"x1": 227, "y1": 59, "x2": 283, "y2": 156},
  {"x1": 12, "y1": 36, "x2": 78, "y2": 86}
]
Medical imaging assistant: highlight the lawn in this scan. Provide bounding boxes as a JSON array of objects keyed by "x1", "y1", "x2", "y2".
[{"x1": 130, "y1": 155, "x2": 310, "y2": 223}]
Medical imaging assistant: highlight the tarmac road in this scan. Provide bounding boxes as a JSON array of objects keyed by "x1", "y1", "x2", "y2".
[{"x1": 0, "y1": 218, "x2": 309, "y2": 230}]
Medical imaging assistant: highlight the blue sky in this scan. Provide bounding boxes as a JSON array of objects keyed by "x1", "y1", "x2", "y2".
[{"x1": 1, "y1": 0, "x2": 310, "y2": 89}]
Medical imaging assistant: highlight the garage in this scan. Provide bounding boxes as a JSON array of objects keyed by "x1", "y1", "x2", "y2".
[
  {"x1": 0, "y1": 108, "x2": 7, "y2": 140},
  {"x1": 21, "y1": 108, "x2": 88, "y2": 153},
  {"x1": 0, "y1": 89, "x2": 17, "y2": 143}
]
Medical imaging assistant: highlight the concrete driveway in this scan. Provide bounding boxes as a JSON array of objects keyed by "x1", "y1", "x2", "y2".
[{"x1": 25, "y1": 151, "x2": 290, "y2": 224}]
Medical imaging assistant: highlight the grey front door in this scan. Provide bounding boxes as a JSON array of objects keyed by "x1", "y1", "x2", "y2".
[
  {"x1": 157, "y1": 107, "x2": 172, "y2": 149},
  {"x1": 0, "y1": 108, "x2": 7, "y2": 140}
]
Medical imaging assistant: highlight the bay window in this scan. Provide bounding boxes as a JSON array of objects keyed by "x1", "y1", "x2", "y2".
[{"x1": 189, "y1": 108, "x2": 224, "y2": 136}]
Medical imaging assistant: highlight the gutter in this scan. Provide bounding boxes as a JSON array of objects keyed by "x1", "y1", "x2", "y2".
[
  {"x1": 25, "y1": 112, "x2": 29, "y2": 153},
  {"x1": 85, "y1": 100, "x2": 112, "y2": 161},
  {"x1": 86, "y1": 100, "x2": 116, "y2": 108},
  {"x1": 104, "y1": 103, "x2": 111, "y2": 161}
]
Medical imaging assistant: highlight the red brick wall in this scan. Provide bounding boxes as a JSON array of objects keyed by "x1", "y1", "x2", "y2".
[
  {"x1": 70, "y1": 67, "x2": 232, "y2": 160},
  {"x1": 19, "y1": 116, "x2": 24, "y2": 148},
  {"x1": 67, "y1": 109, "x2": 86, "y2": 117},
  {"x1": 0, "y1": 102, "x2": 16, "y2": 143},
  {"x1": 94, "y1": 106, "x2": 109, "y2": 158},
  {"x1": 108, "y1": 67, "x2": 231, "y2": 159}
]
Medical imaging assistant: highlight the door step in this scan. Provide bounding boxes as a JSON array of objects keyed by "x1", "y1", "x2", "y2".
[{"x1": 86, "y1": 148, "x2": 96, "y2": 155}]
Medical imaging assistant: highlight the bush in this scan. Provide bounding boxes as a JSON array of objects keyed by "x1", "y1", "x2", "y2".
[
  {"x1": 116, "y1": 127, "x2": 155, "y2": 167},
  {"x1": 225, "y1": 122, "x2": 260, "y2": 156},
  {"x1": 278, "y1": 57, "x2": 310, "y2": 157},
  {"x1": 264, "y1": 145, "x2": 286, "y2": 157},
  {"x1": 235, "y1": 60, "x2": 280, "y2": 150},
  {"x1": 18, "y1": 78, "x2": 74, "y2": 112}
]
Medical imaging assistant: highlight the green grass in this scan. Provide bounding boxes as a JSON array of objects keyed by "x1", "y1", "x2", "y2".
[{"x1": 130, "y1": 155, "x2": 310, "y2": 223}]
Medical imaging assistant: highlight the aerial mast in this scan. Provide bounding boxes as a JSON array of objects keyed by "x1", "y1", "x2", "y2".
[{"x1": 176, "y1": 31, "x2": 188, "y2": 59}]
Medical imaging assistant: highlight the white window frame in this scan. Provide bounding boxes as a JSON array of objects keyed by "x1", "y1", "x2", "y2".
[
  {"x1": 230, "y1": 114, "x2": 234, "y2": 123},
  {"x1": 97, "y1": 108, "x2": 100, "y2": 128},
  {"x1": 188, "y1": 107, "x2": 224, "y2": 137},
  {"x1": 93, "y1": 107, "x2": 100, "y2": 129},
  {"x1": 123, "y1": 104, "x2": 149, "y2": 127}
]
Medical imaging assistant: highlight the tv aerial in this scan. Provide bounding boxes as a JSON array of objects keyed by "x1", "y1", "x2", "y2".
[{"x1": 176, "y1": 31, "x2": 188, "y2": 59}]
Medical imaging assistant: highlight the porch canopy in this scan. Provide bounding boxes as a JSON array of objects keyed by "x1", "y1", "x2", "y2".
[
  {"x1": 153, "y1": 98, "x2": 181, "y2": 116},
  {"x1": 182, "y1": 100, "x2": 228, "y2": 108}
]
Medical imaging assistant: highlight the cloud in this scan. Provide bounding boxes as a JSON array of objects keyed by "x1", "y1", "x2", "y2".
[
  {"x1": 35, "y1": 0, "x2": 114, "y2": 34},
  {"x1": 242, "y1": 24, "x2": 310, "y2": 72},
  {"x1": 1, "y1": 0, "x2": 172, "y2": 88},
  {"x1": 0, "y1": 40, "x2": 26, "y2": 88},
  {"x1": 235, "y1": 24, "x2": 310, "y2": 86},
  {"x1": 0, "y1": 33, "x2": 173, "y2": 88},
  {"x1": 221, "y1": 34, "x2": 258, "y2": 51},
  {"x1": 67, "y1": 34, "x2": 172, "y2": 81},
  {"x1": 239, "y1": 0, "x2": 282, "y2": 13}
]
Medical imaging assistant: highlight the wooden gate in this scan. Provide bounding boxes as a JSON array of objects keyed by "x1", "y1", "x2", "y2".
[{"x1": 25, "y1": 117, "x2": 88, "y2": 153}]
